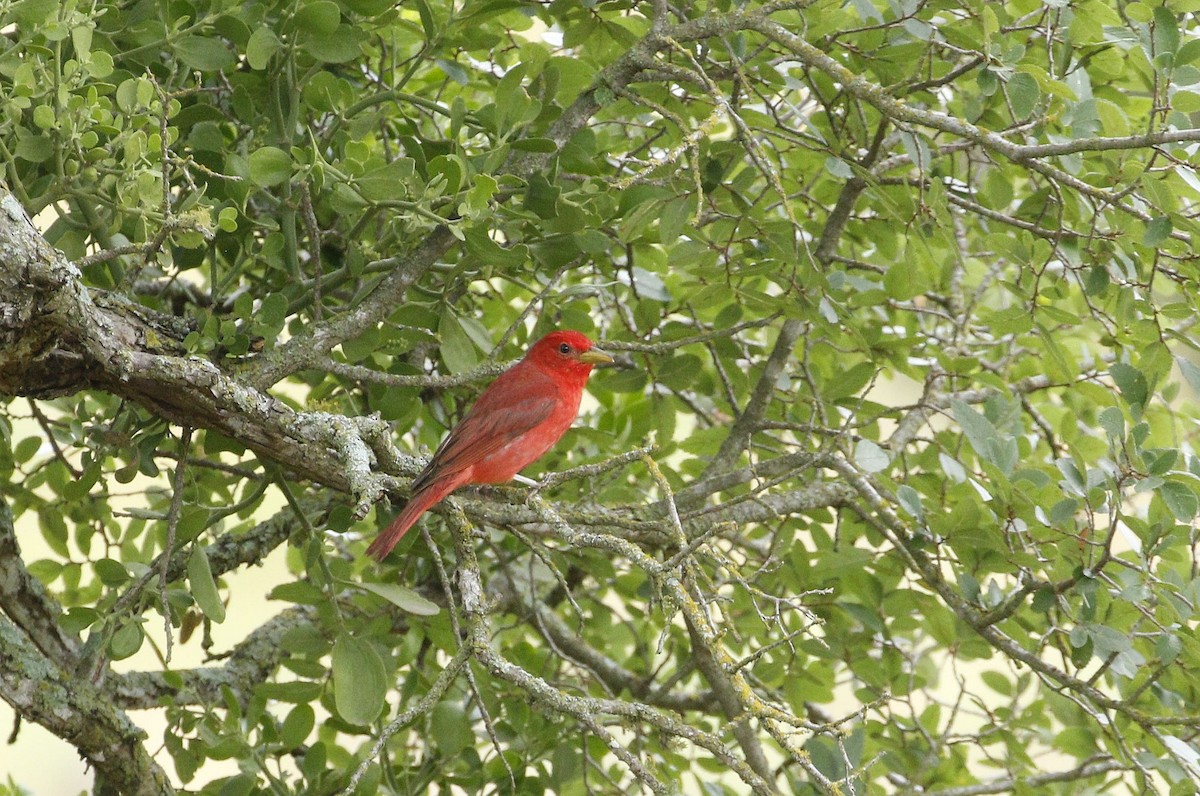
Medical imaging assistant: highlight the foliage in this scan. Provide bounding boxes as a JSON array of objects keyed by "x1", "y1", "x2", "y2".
[{"x1": 2, "y1": 0, "x2": 1200, "y2": 793}]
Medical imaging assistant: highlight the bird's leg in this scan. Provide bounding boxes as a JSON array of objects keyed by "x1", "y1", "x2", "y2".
[{"x1": 512, "y1": 472, "x2": 545, "y2": 502}]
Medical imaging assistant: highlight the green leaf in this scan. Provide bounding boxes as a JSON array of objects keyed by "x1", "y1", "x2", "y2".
[
  {"x1": 1110, "y1": 362, "x2": 1148, "y2": 410},
  {"x1": 431, "y1": 701, "x2": 473, "y2": 754},
  {"x1": 1145, "y1": 448, "x2": 1177, "y2": 476},
  {"x1": 32, "y1": 104, "x2": 55, "y2": 130},
  {"x1": 109, "y1": 620, "x2": 144, "y2": 660},
  {"x1": 980, "y1": 670, "x2": 1012, "y2": 696},
  {"x1": 343, "y1": 0, "x2": 393, "y2": 12},
  {"x1": 938, "y1": 453, "x2": 967, "y2": 483},
  {"x1": 1143, "y1": 216, "x2": 1172, "y2": 246},
  {"x1": 977, "y1": 68, "x2": 999, "y2": 96},
  {"x1": 1085, "y1": 624, "x2": 1145, "y2": 678},
  {"x1": 175, "y1": 506, "x2": 211, "y2": 543},
  {"x1": 258, "y1": 292, "x2": 288, "y2": 332},
  {"x1": 216, "y1": 774, "x2": 255, "y2": 796},
  {"x1": 427, "y1": 154, "x2": 464, "y2": 194},
  {"x1": 1176, "y1": 356, "x2": 1200, "y2": 394},
  {"x1": 523, "y1": 172, "x2": 560, "y2": 219},
  {"x1": 269, "y1": 580, "x2": 327, "y2": 605},
  {"x1": 280, "y1": 704, "x2": 315, "y2": 748},
  {"x1": 658, "y1": 353, "x2": 703, "y2": 391},
  {"x1": 825, "y1": 157, "x2": 853, "y2": 178},
  {"x1": 257, "y1": 681, "x2": 323, "y2": 703},
  {"x1": 295, "y1": 0, "x2": 341, "y2": 34},
  {"x1": 463, "y1": 174, "x2": 497, "y2": 214},
  {"x1": 355, "y1": 158, "x2": 415, "y2": 201},
  {"x1": 248, "y1": 147, "x2": 292, "y2": 187},
  {"x1": 1098, "y1": 406, "x2": 1124, "y2": 439},
  {"x1": 896, "y1": 485, "x2": 923, "y2": 519},
  {"x1": 187, "y1": 545, "x2": 226, "y2": 623},
  {"x1": 884, "y1": 262, "x2": 921, "y2": 300},
  {"x1": 414, "y1": 0, "x2": 438, "y2": 37},
  {"x1": 986, "y1": 305, "x2": 1034, "y2": 336},
  {"x1": 14, "y1": 133, "x2": 53, "y2": 163},
  {"x1": 1084, "y1": 265, "x2": 1110, "y2": 296},
  {"x1": 437, "y1": 57, "x2": 469, "y2": 85},
  {"x1": 462, "y1": 225, "x2": 527, "y2": 267},
  {"x1": 332, "y1": 633, "x2": 388, "y2": 726},
  {"x1": 62, "y1": 462, "x2": 99, "y2": 501},
  {"x1": 94, "y1": 558, "x2": 130, "y2": 587},
  {"x1": 1158, "y1": 633, "x2": 1183, "y2": 664},
  {"x1": 630, "y1": 266, "x2": 670, "y2": 302},
  {"x1": 1159, "y1": 481, "x2": 1198, "y2": 521},
  {"x1": 827, "y1": 362, "x2": 876, "y2": 402},
  {"x1": 61, "y1": 607, "x2": 99, "y2": 634},
  {"x1": 246, "y1": 27, "x2": 281, "y2": 70},
  {"x1": 438, "y1": 308, "x2": 480, "y2": 374},
  {"x1": 1152, "y1": 6, "x2": 1180, "y2": 58},
  {"x1": 301, "y1": 26, "x2": 362, "y2": 63},
  {"x1": 71, "y1": 24, "x2": 92, "y2": 60},
  {"x1": 658, "y1": 196, "x2": 692, "y2": 244},
  {"x1": 359, "y1": 582, "x2": 441, "y2": 616},
  {"x1": 173, "y1": 35, "x2": 235, "y2": 71},
  {"x1": 985, "y1": 437, "x2": 1018, "y2": 477},
  {"x1": 1049, "y1": 497, "x2": 1079, "y2": 525},
  {"x1": 1006, "y1": 72, "x2": 1040, "y2": 119},
  {"x1": 854, "y1": 439, "x2": 889, "y2": 473},
  {"x1": 508, "y1": 137, "x2": 558, "y2": 152},
  {"x1": 950, "y1": 399, "x2": 998, "y2": 458},
  {"x1": 14, "y1": 436, "x2": 42, "y2": 464}
]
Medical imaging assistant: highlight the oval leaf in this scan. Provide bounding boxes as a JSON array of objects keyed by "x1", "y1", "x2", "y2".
[
  {"x1": 187, "y1": 544, "x2": 226, "y2": 623},
  {"x1": 332, "y1": 632, "x2": 388, "y2": 726},
  {"x1": 248, "y1": 146, "x2": 292, "y2": 187},
  {"x1": 360, "y1": 582, "x2": 440, "y2": 615},
  {"x1": 109, "y1": 620, "x2": 144, "y2": 661},
  {"x1": 854, "y1": 439, "x2": 889, "y2": 474}
]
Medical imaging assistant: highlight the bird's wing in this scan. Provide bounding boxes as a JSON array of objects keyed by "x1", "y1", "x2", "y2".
[{"x1": 411, "y1": 388, "x2": 558, "y2": 490}]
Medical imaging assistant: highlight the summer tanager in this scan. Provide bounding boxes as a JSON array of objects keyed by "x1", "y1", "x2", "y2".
[{"x1": 367, "y1": 330, "x2": 613, "y2": 559}]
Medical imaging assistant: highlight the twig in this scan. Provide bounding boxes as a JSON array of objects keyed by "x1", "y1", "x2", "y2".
[{"x1": 161, "y1": 425, "x2": 193, "y2": 664}]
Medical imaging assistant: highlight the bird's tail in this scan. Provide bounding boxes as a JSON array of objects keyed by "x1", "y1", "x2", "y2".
[{"x1": 366, "y1": 479, "x2": 458, "y2": 560}]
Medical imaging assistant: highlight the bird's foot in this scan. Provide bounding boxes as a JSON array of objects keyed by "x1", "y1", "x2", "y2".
[{"x1": 511, "y1": 473, "x2": 545, "y2": 503}]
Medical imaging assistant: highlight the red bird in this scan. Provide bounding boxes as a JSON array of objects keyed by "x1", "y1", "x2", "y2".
[{"x1": 367, "y1": 330, "x2": 613, "y2": 559}]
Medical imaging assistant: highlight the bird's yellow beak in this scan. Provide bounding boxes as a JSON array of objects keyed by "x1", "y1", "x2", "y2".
[{"x1": 578, "y1": 347, "x2": 614, "y2": 365}]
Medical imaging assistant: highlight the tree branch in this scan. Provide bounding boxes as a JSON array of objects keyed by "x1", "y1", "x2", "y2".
[
  {"x1": 110, "y1": 606, "x2": 316, "y2": 711},
  {"x1": 0, "y1": 500, "x2": 80, "y2": 669},
  {"x1": 0, "y1": 616, "x2": 174, "y2": 796}
]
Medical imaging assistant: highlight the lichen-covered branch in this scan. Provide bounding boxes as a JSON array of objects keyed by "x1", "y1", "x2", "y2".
[
  {"x1": 0, "y1": 501, "x2": 79, "y2": 668},
  {"x1": 110, "y1": 606, "x2": 316, "y2": 711},
  {"x1": 0, "y1": 616, "x2": 174, "y2": 796}
]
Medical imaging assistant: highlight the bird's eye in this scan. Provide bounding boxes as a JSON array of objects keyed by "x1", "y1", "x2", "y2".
[{"x1": 558, "y1": 342, "x2": 572, "y2": 355}]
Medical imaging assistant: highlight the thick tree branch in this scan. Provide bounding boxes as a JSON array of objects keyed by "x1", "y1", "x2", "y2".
[
  {"x1": 111, "y1": 606, "x2": 316, "y2": 711},
  {"x1": 0, "y1": 500, "x2": 80, "y2": 669},
  {"x1": 0, "y1": 189, "x2": 417, "y2": 510},
  {"x1": 0, "y1": 616, "x2": 174, "y2": 796}
]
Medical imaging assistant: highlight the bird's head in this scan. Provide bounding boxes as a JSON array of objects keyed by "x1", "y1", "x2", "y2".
[{"x1": 526, "y1": 330, "x2": 614, "y2": 380}]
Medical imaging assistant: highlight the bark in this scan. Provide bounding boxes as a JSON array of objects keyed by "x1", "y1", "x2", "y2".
[
  {"x1": 0, "y1": 615, "x2": 174, "y2": 795},
  {"x1": 0, "y1": 190, "x2": 409, "y2": 498}
]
